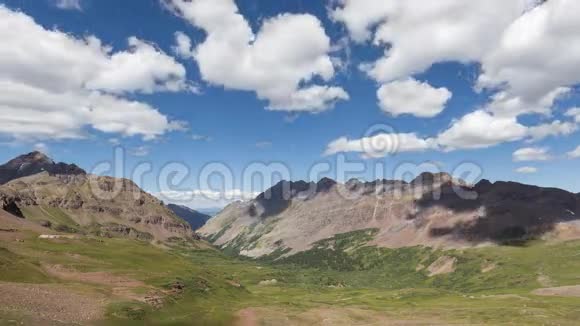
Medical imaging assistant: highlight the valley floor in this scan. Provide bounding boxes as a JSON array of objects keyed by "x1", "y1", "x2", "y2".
[{"x1": 1, "y1": 227, "x2": 580, "y2": 325}]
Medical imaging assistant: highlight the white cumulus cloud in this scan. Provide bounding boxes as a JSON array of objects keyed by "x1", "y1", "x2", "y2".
[
  {"x1": 515, "y1": 166, "x2": 538, "y2": 174},
  {"x1": 53, "y1": 0, "x2": 82, "y2": 11},
  {"x1": 324, "y1": 133, "x2": 438, "y2": 158},
  {"x1": 527, "y1": 120, "x2": 577, "y2": 142},
  {"x1": 129, "y1": 146, "x2": 151, "y2": 157},
  {"x1": 0, "y1": 6, "x2": 188, "y2": 141},
  {"x1": 377, "y1": 78, "x2": 451, "y2": 118},
  {"x1": 85, "y1": 37, "x2": 191, "y2": 94},
  {"x1": 333, "y1": 0, "x2": 580, "y2": 142},
  {"x1": 513, "y1": 147, "x2": 552, "y2": 162},
  {"x1": 478, "y1": 0, "x2": 580, "y2": 107},
  {"x1": 566, "y1": 108, "x2": 580, "y2": 123},
  {"x1": 333, "y1": 0, "x2": 526, "y2": 82},
  {"x1": 162, "y1": 0, "x2": 348, "y2": 112},
  {"x1": 436, "y1": 110, "x2": 528, "y2": 151},
  {"x1": 567, "y1": 145, "x2": 580, "y2": 159},
  {"x1": 172, "y1": 31, "x2": 195, "y2": 59},
  {"x1": 157, "y1": 189, "x2": 260, "y2": 210}
]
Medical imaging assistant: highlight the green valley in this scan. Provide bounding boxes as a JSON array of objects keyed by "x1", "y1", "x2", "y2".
[{"x1": 2, "y1": 225, "x2": 580, "y2": 325}]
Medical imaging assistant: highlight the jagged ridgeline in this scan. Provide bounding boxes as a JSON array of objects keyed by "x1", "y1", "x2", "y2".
[
  {"x1": 0, "y1": 152, "x2": 192, "y2": 242},
  {"x1": 198, "y1": 174, "x2": 580, "y2": 258}
]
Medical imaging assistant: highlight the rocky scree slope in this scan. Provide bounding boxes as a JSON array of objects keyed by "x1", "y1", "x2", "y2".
[
  {"x1": 197, "y1": 173, "x2": 580, "y2": 258},
  {"x1": 0, "y1": 152, "x2": 192, "y2": 241}
]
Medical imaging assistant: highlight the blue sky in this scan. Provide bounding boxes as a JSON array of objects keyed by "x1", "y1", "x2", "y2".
[{"x1": 1, "y1": 0, "x2": 579, "y2": 208}]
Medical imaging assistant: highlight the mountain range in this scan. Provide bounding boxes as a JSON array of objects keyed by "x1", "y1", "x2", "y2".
[
  {"x1": 198, "y1": 173, "x2": 580, "y2": 258},
  {"x1": 2, "y1": 152, "x2": 580, "y2": 255}
]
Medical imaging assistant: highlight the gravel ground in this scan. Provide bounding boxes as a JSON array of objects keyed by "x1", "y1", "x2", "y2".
[{"x1": 0, "y1": 282, "x2": 106, "y2": 325}]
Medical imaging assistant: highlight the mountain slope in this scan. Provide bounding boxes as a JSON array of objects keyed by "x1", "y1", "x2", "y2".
[
  {"x1": 167, "y1": 204, "x2": 211, "y2": 230},
  {"x1": 197, "y1": 173, "x2": 580, "y2": 258},
  {"x1": 0, "y1": 153, "x2": 192, "y2": 241}
]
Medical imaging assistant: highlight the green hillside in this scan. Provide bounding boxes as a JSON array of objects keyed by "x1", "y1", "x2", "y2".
[{"x1": 2, "y1": 226, "x2": 580, "y2": 325}]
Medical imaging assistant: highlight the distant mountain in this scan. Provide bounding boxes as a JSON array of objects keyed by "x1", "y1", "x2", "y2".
[
  {"x1": 0, "y1": 152, "x2": 192, "y2": 241},
  {"x1": 0, "y1": 151, "x2": 85, "y2": 185},
  {"x1": 197, "y1": 173, "x2": 580, "y2": 258},
  {"x1": 196, "y1": 208, "x2": 222, "y2": 217},
  {"x1": 167, "y1": 204, "x2": 211, "y2": 230}
]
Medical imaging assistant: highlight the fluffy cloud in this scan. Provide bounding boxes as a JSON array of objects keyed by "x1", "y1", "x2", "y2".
[
  {"x1": 53, "y1": 0, "x2": 82, "y2": 11},
  {"x1": 0, "y1": 80, "x2": 185, "y2": 140},
  {"x1": 191, "y1": 134, "x2": 212, "y2": 142},
  {"x1": 527, "y1": 120, "x2": 577, "y2": 142},
  {"x1": 567, "y1": 146, "x2": 580, "y2": 159},
  {"x1": 566, "y1": 108, "x2": 580, "y2": 123},
  {"x1": 513, "y1": 147, "x2": 552, "y2": 162},
  {"x1": 326, "y1": 110, "x2": 578, "y2": 156},
  {"x1": 266, "y1": 86, "x2": 348, "y2": 113},
  {"x1": 334, "y1": 0, "x2": 580, "y2": 136},
  {"x1": 377, "y1": 79, "x2": 451, "y2": 117},
  {"x1": 3, "y1": 8, "x2": 189, "y2": 94},
  {"x1": 33, "y1": 143, "x2": 49, "y2": 154},
  {"x1": 324, "y1": 133, "x2": 438, "y2": 158},
  {"x1": 172, "y1": 31, "x2": 195, "y2": 59},
  {"x1": 157, "y1": 189, "x2": 260, "y2": 209},
  {"x1": 485, "y1": 88, "x2": 570, "y2": 118},
  {"x1": 436, "y1": 110, "x2": 528, "y2": 150},
  {"x1": 129, "y1": 146, "x2": 150, "y2": 157},
  {"x1": 333, "y1": 0, "x2": 527, "y2": 82},
  {"x1": 478, "y1": 0, "x2": 580, "y2": 105},
  {"x1": 163, "y1": 0, "x2": 348, "y2": 112},
  {"x1": 331, "y1": 0, "x2": 394, "y2": 43},
  {"x1": 86, "y1": 37, "x2": 191, "y2": 94},
  {"x1": 332, "y1": 1, "x2": 580, "y2": 156},
  {"x1": 515, "y1": 166, "x2": 538, "y2": 174},
  {"x1": 0, "y1": 6, "x2": 188, "y2": 141}
]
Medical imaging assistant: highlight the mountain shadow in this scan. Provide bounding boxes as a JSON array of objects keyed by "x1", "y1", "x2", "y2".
[{"x1": 417, "y1": 179, "x2": 580, "y2": 245}]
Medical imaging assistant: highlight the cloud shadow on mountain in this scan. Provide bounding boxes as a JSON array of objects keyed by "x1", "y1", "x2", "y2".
[{"x1": 416, "y1": 180, "x2": 580, "y2": 245}]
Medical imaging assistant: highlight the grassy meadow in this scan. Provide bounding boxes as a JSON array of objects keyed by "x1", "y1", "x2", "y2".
[{"x1": 1, "y1": 228, "x2": 580, "y2": 325}]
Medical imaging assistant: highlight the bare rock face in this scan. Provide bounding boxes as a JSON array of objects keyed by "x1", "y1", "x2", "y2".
[
  {"x1": 96, "y1": 223, "x2": 154, "y2": 241},
  {"x1": 0, "y1": 192, "x2": 25, "y2": 218},
  {"x1": 0, "y1": 153, "x2": 192, "y2": 242},
  {"x1": 198, "y1": 174, "x2": 580, "y2": 258}
]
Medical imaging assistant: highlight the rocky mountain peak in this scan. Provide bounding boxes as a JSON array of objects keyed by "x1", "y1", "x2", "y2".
[
  {"x1": 0, "y1": 151, "x2": 86, "y2": 185},
  {"x1": 411, "y1": 172, "x2": 454, "y2": 186},
  {"x1": 6, "y1": 151, "x2": 53, "y2": 166},
  {"x1": 317, "y1": 177, "x2": 337, "y2": 192}
]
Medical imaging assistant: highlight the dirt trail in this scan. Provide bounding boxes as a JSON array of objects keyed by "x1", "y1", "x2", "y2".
[
  {"x1": 0, "y1": 282, "x2": 105, "y2": 324},
  {"x1": 235, "y1": 308, "x2": 259, "y2": 326},
  {"x1": 43, "y1": 264, "x2": 144, "y2": 288},
  {"x1": 234, "y1": 307, "x2": 446, "y2": 326},
  {"x1": 532, "y1": 285, "x2": 580, "y2": 297},
  {"x1": 43, "y1": 264, "x2": 166, "y2": 306}
]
